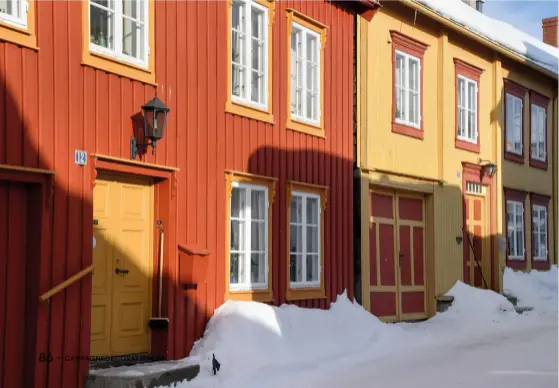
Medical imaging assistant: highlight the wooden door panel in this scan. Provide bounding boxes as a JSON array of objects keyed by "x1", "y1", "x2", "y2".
[
  {"x1": 401, "y1": 291, "x2": 424, "y2": 314},
  {"x1": 413, "y1": 227, "x2": 424, "y2": 286},
  {"x1": 369, "y1": 223, "x2": 377, "y2": 286},
  {"x1": 398, "y1": 225, "x2": 412, "y2": 286},
  {"x1": 370, "y1": 292, "x2": 397, "y2": 317},
  {"x1": 378, "y1": 223, "x2": 396, "y2": 286},
  {"x1": 464, "y1": 194, "x2": 488, "y2": 289}
]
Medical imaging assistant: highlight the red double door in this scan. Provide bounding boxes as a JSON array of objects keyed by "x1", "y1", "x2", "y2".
[{"x1": 365, "y1": 190, "x2": 427, "y2": 321}]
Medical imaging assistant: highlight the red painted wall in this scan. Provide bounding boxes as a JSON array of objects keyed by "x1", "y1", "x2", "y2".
[{"x1": 0, "y1": 1, "x2": 357, "y2": 387}]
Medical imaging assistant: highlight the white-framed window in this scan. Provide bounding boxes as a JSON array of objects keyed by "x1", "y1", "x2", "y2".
[
  {"x1": 506, "y1": 200, "x2": 525, "y2": 260},
  {"x1": 530, "y1": 104, "x2": 547, "y2": 161},
  {"x1": 229, "y1": 182, "x2": 269, "y2": 291},
  {"x1": 0, "y1": 0, "x2": 28, "y2": 29},
  {"x1": 290, "y1": 22, "x2": 321, "y2": 126},
  {"x1": 231, "y1": 0, "x2": 268, "y2": 110},
  {"x1": 395, "y1": 50, "x2": 421, "y2": 129},
  {"x1": 289, "y1": 191, "x2": 321, "y2": 288},
  {"x1": 505, "y1": 93, "x2": 523, "y2": 155},
  {"x1": 89, "y1": 0, "x2": 149, "y2": 68},
  {"x1": 457, "y1": 75, "x2": 478, "y2": 143},
  {"x1": 532, "y1": 205, "x2": 548, "y2": 261}
]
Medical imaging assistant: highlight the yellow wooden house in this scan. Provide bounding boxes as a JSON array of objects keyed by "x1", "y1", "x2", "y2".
[{"x1": 355, "y1": 0, "x2": 558, "y2": 322}]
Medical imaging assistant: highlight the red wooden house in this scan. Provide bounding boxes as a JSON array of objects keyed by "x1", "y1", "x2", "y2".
[{"x1": 0, "y1": 0, "x2": 378, "y2": 387}]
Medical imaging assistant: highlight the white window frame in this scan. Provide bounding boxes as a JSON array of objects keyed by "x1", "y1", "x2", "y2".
[
  {"x1": 506, "y1": 200, "x2": 525, "y2": 260},
  {"x1": 88, "y1": 0, "x2": 150, "y2": 69},
  {"x1": 290, "y1": 22, "x2": 321, "y2": 127},
  {"x1": 394, "y1": 49, "x2": 421, "y2": 129},
  {"x1": 289, "y1": 191, "x2": 321, "y2": 289},
  {"x1": 530, "y1": 103, "x2": 547, "y2": 162},
  {"x1": 230, "y1": 0, "x2": 269, "y2": 110},
  {"x1": 457, "y1": 74, "x2": 478, "y2": 144},
  {"x1": 0, "y1": 0, "x2": 28, "y2": 29},
  {"x1": 229, "y1": 181, "x2": 269, "y2": 291},
  {"x1": 532, "y1": 204, "x2": 548, "y2": 261},
  {"x1": 505, "y1": 93, "x2": 523, "y2": 155}
]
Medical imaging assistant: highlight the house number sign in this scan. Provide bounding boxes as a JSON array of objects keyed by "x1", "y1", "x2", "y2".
[{"x1": 75, "y1": 150, "x2": 87, "y2": 166}]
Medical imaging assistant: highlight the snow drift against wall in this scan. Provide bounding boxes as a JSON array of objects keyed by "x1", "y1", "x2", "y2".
[
  {"x1": 504, "y1": 265, "x2": 558, "y2": 314},
  {"x1": 415, "y1": 0, "x2": 559, "y2": 74}
]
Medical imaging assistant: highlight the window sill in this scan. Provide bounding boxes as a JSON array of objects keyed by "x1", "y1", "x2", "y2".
[
  {"x1": 392, "y1": 122, "x2": 423, "y2": 140},
  {"x1": 529, "y1": 158, "x2": 548, "y2": 170},
  {"x1": 285, "y1": 287, "x2": 326, "y2": 301},
  {"x1": 225, "y1": 289, "x2": 273, "y2": 303},
  {"x1": 455, "y1": 139, "x2": 480, "y2": 153},
  {"x1": 225, "y1": 100, "x2": 274, "y2": 125},
  {"x1": 0, "y1": 19, "x2": 37, "y2": 50},
  {"x1": 504, "y1": 151, "x2": 524, "y2": 164},
  {"x1": 286, "y1": 118, "x2": 326, "y2": 138},
  {"x1": 81, "y1": 50, "x2": 156, "y2": 85},
  {"x1": 506, "y1": 258, "x2": 526, "y2": 270},
  {"x1": 532, "y1": 259, "x2": 550, "y2": 271}
]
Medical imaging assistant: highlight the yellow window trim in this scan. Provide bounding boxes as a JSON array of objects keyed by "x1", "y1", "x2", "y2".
[
  {"x1": 285, "y1": 180, "x2": 327, "y2": 301},
  {"x1": 225, "y1": 0, "x2": 275, "y2": 124},
  {"x1": 81, "y1": 0, "x2": 156, "y2": 85},
  {"x1": 224, "y1": 170, "x2": 277, "y2": 302},
  {"x1": 286, "y1": 9, "x2": 327, "y2": 138},
  {"x1": 0, "y1": 0, "x2": 37, "y2": 50}
]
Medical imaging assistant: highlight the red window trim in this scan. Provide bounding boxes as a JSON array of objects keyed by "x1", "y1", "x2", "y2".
[
  {"x1": 390, "y1": 31, "x2": 428, "y2": 140},
  {"x1": 504, "y1": 187, "x2": 527, "y2": 269},
  {"x1": 454, "y1": 59, "x2": 483, "y2": 153},
  {"x1": 530, "y1": 193, "x2": 551, "y2": 270},
  {"x1": 528, "y1": 91, "x2": 549, "y2": 170},
  {"x1": 503, "y1": 79, "x2": 527, "y2": 164}
]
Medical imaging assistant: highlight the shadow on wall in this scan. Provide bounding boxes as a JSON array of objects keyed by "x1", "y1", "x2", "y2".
[{"x1": 0, "y1": 73, "x2": 204, "y2": 388}]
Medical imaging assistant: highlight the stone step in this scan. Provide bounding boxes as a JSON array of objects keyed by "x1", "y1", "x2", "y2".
[
  {"x1": 435, "y1": 295, "x2": 454, "y2": 313},
  {"x1": 514, "y1": 306, "x2": 534, "y2": 314},
  {"x1": 85, "y1": 360, "x2": 200, "y2": 388},
  {"x1": 502, "y1": 292, "x2": 518, "y2": 307}
]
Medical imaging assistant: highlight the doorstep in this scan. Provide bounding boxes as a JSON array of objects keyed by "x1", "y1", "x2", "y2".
[{"x1": 85, "y1": 360, "x2": 200, "y2": 388}]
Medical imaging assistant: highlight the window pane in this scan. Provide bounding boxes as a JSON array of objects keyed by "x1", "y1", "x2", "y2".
[
  {"x1": 231, "y1": 1, "x2": 245, "y2": 98},
  {"x1": 290, "y1": 31, "x2": 298, "y2": 114},
  {"x1": 231, "y1": 187, "x2": 245, "y2": 218},
  {"x1": 251, "y1": 190, "x2": 265, "y2": 220},
  {"x1": 507, "y1": 228, "x2": 515, "y2": 255},
  {"x1": 306, "y1": 90, "x2": 313, "y2": 119},
  {"x1": 409, "y1": 90, "x2": 416, "y2": 124},
  {"x1": 306, "y1": 225, "x2": 318, "y2": 254},
  {"x1": 0, "y1": 0, "x2": 20, "y2": 18},
  {"x1": 250, "y1": 253, "x2": 265, "y2": 284},
  {"x1": 306, "y1": 197, "x2": 319, "y2": 224},
  {"x1": 122, "y1": 18, "x2": 145, "y2": 60},
  {"x1": 409, "y1": 58, "x2": 418, "y2": 91},
  {"x1": 230, "y1": 220, "x2": 244, "y2": 251},
  {"x1": 122, "y1": 0, "x2": 143, "y2": 20},
  {"x1": 290, "y1": 254, "x2": 302, "y2": 283},
  {"x1": 468, "y1": 111, "x2": 475, "y2": 140},
  {"x1": 306, "y1": 254, "x2": 319, "y2": 282},
  {"x1": 468, "y1": 81, "x2": 475, "y2": 110},
  {"x1": 290, "y1": 225, "x2": 302, "y2": 253},
  {"x1": 395, "y1": 54, "x2": 404, "y2": 87},
  {"x1": 230, "y1": 253, "x2": 243, "y2": 284},
  {"x1": 251, "y1": 7, "x2": 263, "y2": 39},
  {"x1": 251, "y1": 221, "x2": 265, "y2": 251},
  {"x1": 90, "y1": 3, "x2": 115, "y2": 49},
  {"x1": 291, "y1": 195, "x2": 302, "y2": 223}
]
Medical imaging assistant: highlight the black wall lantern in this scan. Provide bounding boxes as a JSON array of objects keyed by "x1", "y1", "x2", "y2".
[
  {"x1": 478, "y1": 158, "x2": 497, "y2": 178},
  {"x1": 130, "y1": 95, "x2": 170, "y2": 160}
]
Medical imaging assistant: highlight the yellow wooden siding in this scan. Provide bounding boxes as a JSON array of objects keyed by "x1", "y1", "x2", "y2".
[{"x1": 358, "y1": 1, "x2": 558, "y2": 299}]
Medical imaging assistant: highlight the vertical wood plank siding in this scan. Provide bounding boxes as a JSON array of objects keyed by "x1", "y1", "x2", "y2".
[{"x1": 0, "y1": 1, "x2": 355, "y2": 386}]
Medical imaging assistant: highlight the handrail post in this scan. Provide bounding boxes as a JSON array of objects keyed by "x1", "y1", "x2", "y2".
[{"x1": 39, "y1": 264, "x2": 96, "y2": 302}]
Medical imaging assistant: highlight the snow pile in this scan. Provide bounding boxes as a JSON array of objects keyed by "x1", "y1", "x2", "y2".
[
  {"x1": 504, "y1": 265, "x2": 558, "y2": 314},
  {"x1": 187, "y1": 291, "x2": 409, "y2": 382},
  {"x1": 415, "y1": 0, "x2": 559, "y2": 74}
]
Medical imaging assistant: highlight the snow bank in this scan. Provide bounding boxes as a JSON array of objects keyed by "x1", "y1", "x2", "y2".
[
  {"x1": 186, "y1": 291, "x2": 408, "y2": 383},
  {"x1": 504, "y1": 265, "x2": 558, "y2": 314},
  {"x1": 415, "y1": 0, "x2": 559, "y2": 74}
]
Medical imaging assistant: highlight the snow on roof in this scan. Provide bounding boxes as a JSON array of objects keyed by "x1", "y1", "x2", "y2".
[{"x1": 413, "y1": 0, "x2": 559, "y2": 75}]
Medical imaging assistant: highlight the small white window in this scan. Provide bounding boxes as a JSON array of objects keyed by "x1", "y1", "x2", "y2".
[
  {"x1": 395, "y1": 50, "x2": 421, "y2": 129},
  {"x1": 0, "y1": 0, "x2": 27, "y2": 29},
  {"x1": 289, "y1": 192, "x2": 321, "y2": 288},
  {"x1": 506, "y1": 200, "x2": 525, "y2": 260},
  {"x1": 229, "y1": 182, "x2": 269, "y2": 291},
  {"x1": 457, "y1": 75, "x2": 478, "y2": 144},
  {"x1": 231, "y1": 0, "x2": 268, "y2": 110},
  {"x1": 532, "y1": 205, "x2": 548, "y2": 261},
  {"x1": 290, "y1": 23, "x2": 321, "y2": 126},
  {"x1": 530, "y1": 104, "x2": 547, "y2": 161},
  {"x1": 505, "y1": 93, "x2": 523, "y2": 155},
  {"x1": 89, "y1": 0, "x2": 149, "y2": 68}
]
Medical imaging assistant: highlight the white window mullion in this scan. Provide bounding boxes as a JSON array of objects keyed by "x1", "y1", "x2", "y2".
[
  {"x1": 245, "y1": 188, "x2": 251, "y2": 286},
  {"x1": 301, "y1": 31, "x2": 307, "y2": 122},
  {"x1": 301, "y1": 196, "x2": 307, "y2": 283},
  {"x1": 404, "y1": 56, "x2": 409, "y2": 124}
]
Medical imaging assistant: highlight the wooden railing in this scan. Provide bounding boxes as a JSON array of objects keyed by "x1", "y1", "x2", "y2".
[{"x1": 39, "y1": 264, "x2": 96, "y2": 302}]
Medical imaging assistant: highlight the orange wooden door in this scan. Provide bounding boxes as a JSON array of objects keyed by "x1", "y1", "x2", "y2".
[
  {"x1": 464, "y1": 193, "x2": 490, "y2": 288},
  {"x1": 365, "y1": 190, "x2": 426, "y2": 321},
  {"x1": 92, "y1": 175, "x2": 153, "y2": 356}
]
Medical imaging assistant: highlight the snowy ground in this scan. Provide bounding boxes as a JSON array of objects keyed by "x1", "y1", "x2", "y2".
[{"x1": 164, "y1": 267, "x2": 557, "y2": 388}]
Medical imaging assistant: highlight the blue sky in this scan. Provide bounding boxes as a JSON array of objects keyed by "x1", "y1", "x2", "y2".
[{"x1": 484, "y1": 0, "x2": 558, "y2": 40}]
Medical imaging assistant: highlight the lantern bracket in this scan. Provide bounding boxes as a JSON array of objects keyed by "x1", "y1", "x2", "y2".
[{"x1": 130, "y1": 136, "x2": 158, "y2": 160}]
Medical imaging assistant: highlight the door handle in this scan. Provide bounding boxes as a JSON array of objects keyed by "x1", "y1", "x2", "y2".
[
  {"x1": 115, "y1": 268, "x2": 129, "y2": 275},
  {"x1": 399, "y1": 252, "x2": 404, "y2": 267}
]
